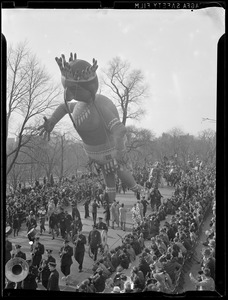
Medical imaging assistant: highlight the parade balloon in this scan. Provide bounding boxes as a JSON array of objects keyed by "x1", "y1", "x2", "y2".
[{"x1": 38, "y1": 52, "x2": 142, "y2": 203}]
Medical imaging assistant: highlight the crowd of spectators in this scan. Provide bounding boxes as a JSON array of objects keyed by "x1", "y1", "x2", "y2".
[
  {"x1": 75, "y1": 165, "x2": 216, "y2": 293},
  {"x1": 6, "y1": 174, "x2": 105, "y2": 239},
  {"x1": 5, "y1": 162, "x2": 216, "y2": 293}
]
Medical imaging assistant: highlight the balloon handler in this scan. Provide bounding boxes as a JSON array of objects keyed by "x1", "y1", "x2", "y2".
[{"x1": 38, "y1": 52, "x2": 142, "y2": 203}]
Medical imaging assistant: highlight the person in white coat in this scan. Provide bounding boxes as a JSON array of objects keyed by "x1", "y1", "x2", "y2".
[{"x1": 119, "y1": 203, "x2": 127, "y2": 231}]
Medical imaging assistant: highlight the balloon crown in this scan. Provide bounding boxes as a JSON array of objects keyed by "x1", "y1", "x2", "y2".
[{"x1": 55, "y1": 53, "x2": 98, "y2": 83}]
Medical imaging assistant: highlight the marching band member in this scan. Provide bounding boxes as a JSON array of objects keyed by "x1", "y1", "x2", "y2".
[
  {"x1": 22, "y1": 259, "x2": 38, "y2": 290},
  {"x1": 31, "y1": 236, "x2": 45, "y2": 268},
  {"x1": 47, "y1": 262, "x2": 60, "y2": 291},
  {"x1": 5, "y1": 229, "x2": 12, "y2": 264},
  {"x1": 59, "y1": 240, "x2": 73, "y2": 285},
  {"x1": 37, "y1": 206, "x2": 46, "y2": 235},
  {"x1": 26, "y1": 211, "x2": 37, "y2": 233},
  {"x1": 39, "y1": 249, "x2": 56, "y2": 289},
  {"x1": 73, "y1": 230, "x2": 87, "y2": 273}
]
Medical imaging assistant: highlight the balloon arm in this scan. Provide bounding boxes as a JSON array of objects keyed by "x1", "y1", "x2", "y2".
[{"x1": 49, "y1": 102, "x2": 76, "y2": 125}]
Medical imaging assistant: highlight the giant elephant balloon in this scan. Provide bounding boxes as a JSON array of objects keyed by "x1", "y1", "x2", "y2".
[{"x1": 38, "y1": 53, "x2": 142, "y2": 203}]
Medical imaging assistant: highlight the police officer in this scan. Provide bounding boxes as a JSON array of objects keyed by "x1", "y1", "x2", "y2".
[
  {"x1": 96, "y1": 217, "x2": 108, "y2": 231},
  {"x1": 88, "y1": 225, "x2": 101, "y2": 261},
  {"x1": 47, "y1": 262, "x2": 60, "y2": 291}
]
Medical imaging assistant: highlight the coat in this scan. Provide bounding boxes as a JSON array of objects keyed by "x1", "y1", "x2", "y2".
[
  {"x1": 74, "y1": 234, "x2": 86, "y2": 263},
  {"x1": 40, "y1": 256, "x2": 56, "y2": 283},
  {"x1": 119, "y1": 207, "x2": 127, "y2": 222},
  {"x1": 31, "y1": 242, "x2": 45, "y2": 267},
  {"x1": 60, "y1": 245, "x2": 73, "y2": 266},
  {"x1": 88, "y1": 229, "x2": 101, "y2": 248},
  {"x1": 110, "y1": 203, "x2": 118, "y2": 222},
  {"x1": 5, "y1": 240, "x2": 12, "y2": 263},
  {"x1": 47, "y1": 269, "x2": 60, "y2": 291},
  {"x1": 22, "y1": 266, "x2": 38, "y2": 290}
]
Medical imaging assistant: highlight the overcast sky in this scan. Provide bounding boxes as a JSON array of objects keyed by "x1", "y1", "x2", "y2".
[{"x1": 2, "y1": 7, "x2": 225, "y2": 138}]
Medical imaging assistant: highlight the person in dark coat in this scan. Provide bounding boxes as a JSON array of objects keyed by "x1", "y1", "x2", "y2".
[
  {"x1": 59, "y1": 240, "x2": 73, "y2": 284},
  {"x1": 49, "y1": 211, "x2": 59, "y2": 240},
  {"x1": 73, "y1": 231, "x2": 87, "y2": 272},
  {"x1": 141, "y1": 197, "x2": 149, "y2": 217},
  {"x1": 93, "y1": 269, "x2": 106, "y2": 293},
  {"x1": 72, "y1": 203, "x2": 81, "y2": 221},
  {"x1": 26, "y1": 212, "x2": 37, "y2": 232},
  {"x1": 12, "y1": 212, "x2": 20, "y2": 237},
  {"x1": 91, "y1": 199, "x2": 100, "y2": 226},
  {"x1": 39, "y1": 249, "x2": 56, "y2": 289},
  {"x1": 12, "y1": 244, "x2": 26, "y2": 260},
  {"x1": 58, "y1": 209, "x2": 66, "y2": 239},
  {"x1": 88, "y1": 225, "x2": 101, "y2": 261},
  {"x1": 83, "y1": 198, "x2": 90, "y2": 218},
  {"x1": 22, "y1": 260, "x2": 38, "y2": 290},
  {"x1": 96, "y1": 217, "x2": 108, "y2": 231},
  {"x1": 5, "y1": 235, "x2": 12, "y2": 264},
  {"x1": 103, "y1": 204, "x2": 110, "y2": 227},
  {"x1": 47, "y1": 262, "x2": 60, "y2": 291},
  {"x1": 31, "y1": 236, "x2": 45, "y2": 268},
  {"x1": 65, "y1": 211, "x2": 73, "y2": 241},
  {"x1": 138, "y1": 256, "x2": 151, "y2": 278}
]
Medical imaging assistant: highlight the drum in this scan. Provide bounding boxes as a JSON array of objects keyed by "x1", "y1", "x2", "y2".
[
  {"x1": 27, "y1": 228, "x2": 37, "y2": 241},
  {"x1": 5, "y1": 226, "x2": 12, "y2": 236}
]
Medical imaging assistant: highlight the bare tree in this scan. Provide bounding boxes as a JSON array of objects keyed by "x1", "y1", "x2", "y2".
[
  {"x1": 101, "y1": 56, "x2": 149, "y2": 125},
  {"x1": 6, "y1": 41, "x2": 61, "y2": 175}
]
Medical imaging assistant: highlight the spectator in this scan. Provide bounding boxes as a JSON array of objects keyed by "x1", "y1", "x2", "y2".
[
  {"x1": 189, "y1": 268, "x2": 215, "y2": 291},
  {"x1": 91, "y1": 199, "x2": 100, "y2": 226},
  {"x1": 119, "y1": 203, "x2": 127, "y2": 231},
  {"x1": 93, "y1": 269, "x2": 106, "y2": 293}
]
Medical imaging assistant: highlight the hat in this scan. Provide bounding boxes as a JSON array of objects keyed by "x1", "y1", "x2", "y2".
[
  {"x1": 64, "y1": 239, "x2": 69, "y2": 244},
  {"x1": 15, "y1": 244, "x2": 21, "y2": 249},
  {"x1": 35, "y1": 236, "x2": 40, "y2": 240},
  {"x1": 46, "y1": 249, "x2": 53, "y2": 254},
  {"x1": 112, "y1": 286, "x2": 121, "y2": 293},
  {"x1": 48, "y1": 262, "x2": 57, "y2": 267}
]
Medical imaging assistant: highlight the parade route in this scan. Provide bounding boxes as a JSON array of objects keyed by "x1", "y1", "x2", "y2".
[{"x1": 7, "y1": 187, "x2": 174, "y2": 292}]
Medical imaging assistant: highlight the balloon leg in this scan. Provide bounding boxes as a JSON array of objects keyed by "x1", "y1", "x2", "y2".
[
  {"x1": 101, "y1": 168, "x2": 116, "y2": 204},
  {"x1": 117, "y1": 168, "x2": 142, "y2": 193}
]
